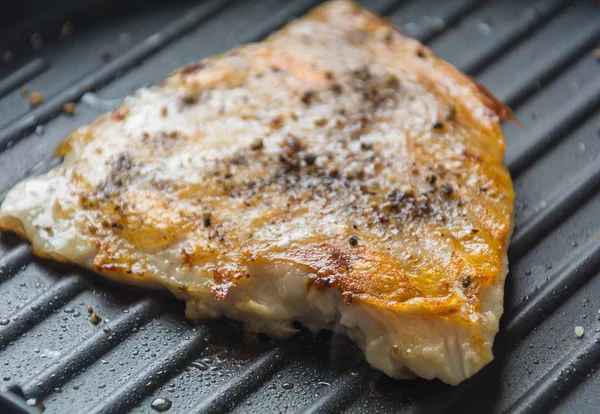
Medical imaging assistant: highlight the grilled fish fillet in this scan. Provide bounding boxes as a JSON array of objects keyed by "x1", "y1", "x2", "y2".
[{"x1": 0, "y1": 1, "x2": 514, "y2": 385}]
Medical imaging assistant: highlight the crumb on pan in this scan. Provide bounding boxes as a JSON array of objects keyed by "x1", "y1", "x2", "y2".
[
  {"x1": 63, "y1": 102, "x2": 76, "y2": 115},
  {"x1": 29, "y1": 92, "x2": 45, "y2": 107}
]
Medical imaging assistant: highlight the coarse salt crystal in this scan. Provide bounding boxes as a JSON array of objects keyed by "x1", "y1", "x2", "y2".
[{"x1": 575, "y1": 326, "x2": 584, "y2": 338}]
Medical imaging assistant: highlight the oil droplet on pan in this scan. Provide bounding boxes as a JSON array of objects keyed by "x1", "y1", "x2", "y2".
[{"x1": 151, "y1": 397, "x2": 172, "y2": 412}]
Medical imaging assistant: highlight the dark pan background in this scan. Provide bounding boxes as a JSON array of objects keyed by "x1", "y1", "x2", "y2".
[{"x1": 1, "y1": 0, "x2": 600, "y2": 412}]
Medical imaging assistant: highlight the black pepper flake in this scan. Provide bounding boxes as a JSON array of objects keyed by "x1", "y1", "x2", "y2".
[
  {"x1": 441, "y1": 183, "x2": 454, "y2": 196},
  {"x1": 471, "y1": 228, "x2": 480, "y2": 234},
  {"x1": 301, "y1": 90, "x2": 315, "y2": 105},
  {"x1": 360, "y1": 141, "x2": 373, "y2": 150},
  {"x1": 304, "y1": 153, "x2": 317, "y2": 166},
  {"x1": 349, "y1": 235, "x2": 359, "y2": 246},
  {"x1": 330, "y1": 83, "x2": 343, "y2": 95},
  {"x1": 426, "y1": 175, "x2": 437, "y2": 185},
  {"x1": 250, "y1": 138, "x2": 263, "y2": 151},
  {"x1": 417, "y1": 203, "x2": 430, "y2": 215},
  {"x1": 432, "y1": 121, "x2": 444, "y2": 130},
  {"x1": 202, "y1": 212, "x2": 212, "y2": 227},
  {"x1": 416, "y1": 48, "x2": 427, "y2": 58},
  {"x1": 461, "y1": 276, "x2": 471, "y2": 288}
]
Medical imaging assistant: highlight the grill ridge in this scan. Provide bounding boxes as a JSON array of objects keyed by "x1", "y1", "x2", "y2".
[
  {"x1": 299, "y1": 365, "x2": 371, "y2": 414},
  {"x1": 0, "y1": 274, "x2": 85, "y2": 348},
  {"x1": 389, "y1": 0, "x2": 484, "y2": 44},
  {"x1": 508, "y1": 328, "x2": 600, "y2": 414},
  {"x1": 506, "y1": 78, "x2": 600, "y2": 176},
  {"x1": 502, "y1": 241, "x2": 600, "y2": 352},
  {"x1": 0, "y1": 57, "x2": 48, "y2": 99},
  {"x1": 0, "y1": 245, "x2": 33, "y2": 283},
  {"x1": 21, "y1": 297, "x2": 160, "y2": 400},
  {"x1": 440, "y1": 0, "x2": 571, "y2": 75},
  {"x1": 0, "y1": 0, "x2": 231, "y2": 152},
  {"x1": 88, "y1": 328, "x2": 209, "y2": 414},
  {"x1": 193, "y1": 346, "x2": 291, "y2": 413},
  {"x1": 510, "y1": 158, "x2": 600, "y2": 259},
  {"x1": 489, "y1": 16, "x2": 600, "y2": 107}
]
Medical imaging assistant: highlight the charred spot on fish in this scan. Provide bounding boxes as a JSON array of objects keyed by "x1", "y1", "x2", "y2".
[
  {"x1": 343, "y1": 292, "x2": 353, "y2": 305},
  {"x1": 444, "y1": 105, "x2": 457, "y2": 122},
  {"x1": 111, "y1": 106, "x2": 130, "y2": 121},
  {"x1": 202, "y1": 212, "x2": 212, "y2": 227},
  {"x1": 314, "y1": 118, "x2": 328, "y2": 127},
  {"x1": 462, "y1": 275, "x2": 471, "y2": 288},
  {"x1": 180, "y1": 61, "x2": 206, "y2": 75},
  {"x1": 181, "y1": 93, "x2": 199, "y2": 105},
  {"x1": 476, "y1": 82, "x2": 518, "y2": 123}
]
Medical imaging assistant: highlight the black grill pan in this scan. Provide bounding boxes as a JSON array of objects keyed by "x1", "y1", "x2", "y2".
[{"x1": 1, "y1": 0, "x2": 600, "y2": 413}]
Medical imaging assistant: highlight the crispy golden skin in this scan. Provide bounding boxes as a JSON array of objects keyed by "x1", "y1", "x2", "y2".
[{"x1": 0, "y1": 0, "x2": 513, "y2": 369}]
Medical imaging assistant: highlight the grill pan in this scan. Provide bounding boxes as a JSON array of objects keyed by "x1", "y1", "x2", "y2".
[{"x1": 1, "y1": 0, "x2": 600, "y2": 412}]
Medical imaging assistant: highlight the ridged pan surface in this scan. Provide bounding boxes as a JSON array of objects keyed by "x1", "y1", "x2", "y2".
[{"x1": 0, "y1": 0, "x2": 599, "y2": 413}]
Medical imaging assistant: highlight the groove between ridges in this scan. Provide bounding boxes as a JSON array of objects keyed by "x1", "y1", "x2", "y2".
[
  {"x1": 508, "y1": 323, "x2": 600, "y2": 414},
  {"x1": 510, "y1": 159, "x2": 600, "y2": 260},
  {"x1": 193, "y1": 346, "x2": 291, "y2": 414},
  {"x1": 0, "y1": 245, "x2": 33, "y2": 283},
  {"x1": 300, "y1": 365, "x2": 371, "y2": 414},
  {"x1": 0, "y1": 57, "x2": 49, "y2": 99},
  {"x1": 21, "y1": 297, "x2": 161, "y2": 400},
  {"x1": 88, "y1": 327, "x2": 209, "y2": 414},
  {"x1": 0, "y1": 274, "x2": 86, "y2": 348},
  {"x1": 0, "y1": 0, "x2": 232, "y2": 153},
  {"x1": 496, "y1": 22, "x2": 600, "y2": 108}
]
